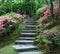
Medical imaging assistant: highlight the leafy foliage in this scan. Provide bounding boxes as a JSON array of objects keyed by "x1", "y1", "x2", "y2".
[{"x1": 0, "y1": 0, "x2": 48, "y2": 16}]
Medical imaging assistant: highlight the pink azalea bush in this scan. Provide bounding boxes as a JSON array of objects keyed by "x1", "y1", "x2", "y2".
[
  {"x1": 0, "y1": 13, "x2": 25, "y2": 45},
  {"x1": 43, "y1": 30, "x2": 54, "y2": 36},
  {"x1": 6, "y1": 17, "x2": 17, "y2": 23},
  {"x1": 37, "y1": 4, "x2": 60, "y2": 53},
  {"x1": 39, "y1": 16, "x2": 47, "y2": 23},
  {"x1": 0, "y1": 17, "x2": 6, "y2": 30},
  {"x1": 54, "y1": 8, "x2": 58, "y2": 14},
  {"x1": 0, "y1": 17, "x2": 17, "y2": 31},
  {"x1": 0, "y1": 13, "x2": 25, "y2": 31},
  {"x1": 39, "y1": 17, "x2": 44, "y2": 23},
  {"x1": 44, "y1": 9, "x2": 51, "y2": 17},
  {"x1": 38, "y1": 8, "x2": 58, "y2": 24},
  {"x1": 43, "y1": 30, "x2": 49, "y2": 35},
  {"x1": 16, "y1": 14, "x2": 26, "y2": 19},
  {"x1": 44, "y1": 8, "x2": 58, "y2": 17}
]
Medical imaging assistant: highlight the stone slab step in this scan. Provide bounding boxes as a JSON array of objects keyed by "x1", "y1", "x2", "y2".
[
  {"x1": 24, "y1": 28, "x2": 36, "y2": 30},
  {"x1": 19, "y1": 37, "x2": 35, "y2": 40},
  {"x1": 21, "y1": 33, "x2": 36, "y2": 35},
  {"x1": 26, "y1": 20, "x2": 36, "y2": 23},
  {"x1": 20, "y1": 33, "x2": 36, "y2": 37},
  {"x1": 20, "y1": 34, "x2": 36, "y2": 37},
  {"x1": 26, "y1": 22, "x2": 36, "y2": 24},
  {"x1": 18, "y1": 51, "x2": 43, "y2": 54},
  {"x1": 15, "y1": 40, "x2": 34, "y2": 44},
  {"x1": 26, "y1": 23, "x2": 36, "y2": 25},
  {"x1": 26, "y1": 20, "x2": 36, "y2": 22},
  {"x1": 27, "y1": 19, "x2": 36, "y2": 21},
  {"x1": 25, "y1": 25, "x2": 37, "y2": 28},
  {"x1": 13, "y1": 45, "x2": 37, "y2": 52},
  {"x1": 22, "y1": 30, "x2": 36, "y2": 33}
]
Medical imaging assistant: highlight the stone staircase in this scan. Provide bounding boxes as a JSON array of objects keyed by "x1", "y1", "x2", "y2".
[{"x1": 13, "y1": 19, "x2": 43, "y2": 54}]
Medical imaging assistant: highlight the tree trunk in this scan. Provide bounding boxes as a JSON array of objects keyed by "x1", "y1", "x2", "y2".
[
  {"x1": 58, "y1": 0, "x2": 60, "y2": 18},
  {"x1": 45, "y1": 0, "x2": 49, "y2": 5},
  {"x1": 50, "y1": 0, "x2": 55, "y2": 24}
]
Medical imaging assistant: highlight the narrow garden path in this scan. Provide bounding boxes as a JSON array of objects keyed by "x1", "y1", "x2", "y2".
[{"x1": 13, "y1": 18, "x2": 43, "y2": 54}]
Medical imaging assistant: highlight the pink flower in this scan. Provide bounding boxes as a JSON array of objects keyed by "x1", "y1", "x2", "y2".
[
  {"x1": 23, "y1": 15, "x2": 26, "y2": 18},
  {"x1": 44, "y1": 23, "x2": 49, "y2": 27},
  {"x1": 48, "y1": 30, "x2": 54, "y2": 36},
  {"x1": 16, "y1": 14, "x2": 21, "y2": 18},
  {"x1": 16, "y1": 14, "x2": 26, "y2": 19},
  {"x1": 20, "y1": 15, "x2": 26, "y2": 19},
  {"x1": 6, "y1": 17, "x2": 12, "y2": 20},
  {"x1": 6, "y1": 17, "x2": 12, "y2": 22},
  {"x1": 0, "y1": 26, "x2": 3, "y2": 31},
  {"x1": 43, "y1": 30, "x2": 54, "y2": 36},
  {"x1": 11, "y1": 19, "x2": 17, "y2": 24},
  {"x1": 44, "y1": 9, "x2": 51, "y2": 17},
  {"x1": 39, "y1": 16, "x2": 47, "y2": 23},
  {"x1": 39, "y1": 18, "x2": 44, "y2": 23},
  {"x1": 49, "y1": 30, "x2": 54, "y2": 33},
  {"x1": 43, "y1": 30, "x2": 49, "y2": 35},
  {"x1": 2, "y1": 24, "x2": 5, "y2": 26},
  {"x1": 54, "y1": 8, "x2": 58, "y2": 14},
  {"x1": 0, "y1": 18, "x2": 5, "y2": 22}
]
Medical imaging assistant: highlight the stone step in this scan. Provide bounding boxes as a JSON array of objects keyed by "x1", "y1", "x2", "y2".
[
  {"x1": 20, "y1": 33, "x2": 36, "y2": 37},
  {"x1": 26, "y1": 18, "x2": 37, "y2": 22},
  {"x1": 25, "y1": 25, "x2": 37, "y2": 28},
  {"x1": 18, "y1": 51, "x2": 43, "y2": 54},
  {"x1": 21, "y1": 33, "x2": 36, "y2": 35},
  {"x1": 26, "y1": 22, "x2": 36, "y2": 24},
  {"x1": 24, "y1": 28, "x2": 36, "y2": 30},
  {"x1": 13, "y1": 45, "x2": 37, "y2": 52},
  {"x1": 27, "y1": 19, "x2": 36, "y2": 21},
  {"x1": 15, "y1": 40, "x2": 34, "y2": 44},
  {"x1": 21, "y1": 30, "x2": 36, "y2": 33},
  {"x1": 26, "y1": 20, "x2": 36, "y2": 23},
  {"x1": 26, "y1": 23, "x2": 36, "y2": 25},
  {"x1": 19, "y1": 37, "x2": 35, "y2": 40}
]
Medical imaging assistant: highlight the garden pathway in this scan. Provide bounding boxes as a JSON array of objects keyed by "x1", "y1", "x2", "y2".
[{"x1": 13, "y1": 18, "x2": 43, "y2": 54}]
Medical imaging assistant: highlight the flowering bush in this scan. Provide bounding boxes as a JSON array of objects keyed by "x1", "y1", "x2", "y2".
[
  {"x1": 37, "y1": 2, "x2": 60, "y2": 54},
  {"x1": 37, "y1": 5, "x2": 59, "y2": 53},
  {"x1": 0, "y1": 12, "x2": 26, "y2": 47},
  {"x1": 39, "y1": 16, "x2": 48, "y2": 23},
  {"x1": 12, "y1": 13, "x2": 26, "y2": 24},
  {"x1": 39, "y1": 8, "x2": 58, "y2": 24},
  {"x1": 16, "y1": 14, "x2": 26, "y2": 19},
  {"x1": 44, "y1": 8, "x2": 58, "y2": 16},
  {"x1": 44, "y1": 9, "x2": 51, "y2": 17},
  {"x1": 0, "y1": 14, "x2": 26, "y2": 32},
  {"x1": 43, "y1": 29, "x2": 60, "y2": 45},
  {"x1": 0, "y1": 17, "x2": 17, "y2": 31}
]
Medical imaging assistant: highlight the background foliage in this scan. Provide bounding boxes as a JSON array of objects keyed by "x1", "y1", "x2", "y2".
[{"x1": 0, "y1": 0, "x2": 50, "y2": 16}]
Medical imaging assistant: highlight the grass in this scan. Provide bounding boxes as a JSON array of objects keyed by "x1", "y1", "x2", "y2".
[
  {"x1": 1, "y1": 12, "x2": 16, "y2": 18},
  {"x1": 0, "y1": 44, "x2": 17, "y2": 54},
  {"x1": 51, "y1": 25, "x2": 60, "y2": 31}
]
